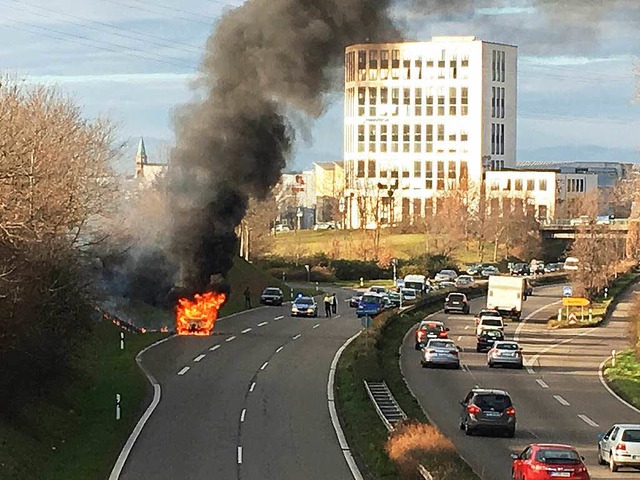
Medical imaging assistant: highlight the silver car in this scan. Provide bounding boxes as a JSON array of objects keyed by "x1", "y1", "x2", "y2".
[
  {"x1": 420, "y1": 339, "x2": 460, "y2": 369},
  {"x1": 598, "y1": 424, "x2": 640, "y2": 472},
  {"x1": 487, "y1": 341, "x2": 523, "y2": 368}
]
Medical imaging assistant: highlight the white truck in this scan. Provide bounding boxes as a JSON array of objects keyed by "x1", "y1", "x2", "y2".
[
  {"x1": 403, "y1": 274, "x2": 427, "y2": 294},
  {"x1": 486, "y1": 275, "x2": 529, "y2": 321}
]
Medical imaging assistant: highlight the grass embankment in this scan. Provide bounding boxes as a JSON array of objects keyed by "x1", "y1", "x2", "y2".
[
  {"x1": 547, "y1": 272, "x2": 639, "y2": 329},
  {"x1": 0, "y1": 321, "x2": 166, "y2": 480},
  {"x1": 604, "y1": 351, "x2": 640, "y2": 409},
  {"x1": 336, "y1": 287, "x2": 485, "y2": 479}
]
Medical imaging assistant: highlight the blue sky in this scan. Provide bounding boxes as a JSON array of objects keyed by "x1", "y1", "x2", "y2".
[{"x1": 1, "y1": 0, "x2": 638, "y2": 173}]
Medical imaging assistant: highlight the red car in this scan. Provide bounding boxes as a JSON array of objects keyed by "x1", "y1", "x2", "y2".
[
  {"x1": 511, "y1": 444, "x2": 590, "y2": 480},
  {"x1": 414, "y1": 320, "x2": 449, "y2": 350}
]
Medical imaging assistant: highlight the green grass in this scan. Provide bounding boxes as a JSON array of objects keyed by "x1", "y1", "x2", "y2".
[
  {"x1": 604, "y1": 350, "x2": 640, "y2": 409},
  {"x1": 0, "y1": 320, "x2": 166, "y2": 480}
]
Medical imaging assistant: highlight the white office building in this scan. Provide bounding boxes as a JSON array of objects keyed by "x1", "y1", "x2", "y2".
[{"x1": 343, "y1": 36, "x2": 517, "y2": 228}]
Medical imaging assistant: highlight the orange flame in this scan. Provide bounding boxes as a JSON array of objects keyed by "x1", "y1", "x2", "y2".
[{"x1": 175, "y1": 291, "x2": 227, "y2": 336}]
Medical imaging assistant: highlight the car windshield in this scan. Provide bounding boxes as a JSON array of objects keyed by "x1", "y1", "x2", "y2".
[
  {"x1": 622, "y1": 429, "x2": 640, "y2": 442},
  {"x1": 495, "y1": 343, "x2": 518, "y2": 350},
  {"x1": 361, "y1": 295, "x2": 381, "y2": 304},
  {"x1": 473, "y1": 394, "x2": 511, "y2": 410},
  {"x1": 296, "y1": 298, "x2": 313, "y2": 305},
  {"x1": 482, "y1": 319, "x2": 502, "y2": 327},
  {"x1": 401, "y1": 289, "x2": 415, "y2": 295},
  {"x1": 481, "y1": 331, "x2": 503, "y2": 339},
  {"x1": 480, "y1": 310, "x2": 501, "y2": 317},
  {"x1": 264, "y1": 288, "x2": 281, "y2": 295},
  {"x1": 370, "y1": 287, "x2": 385, "y2": 293},
  {"x1": 535, "y1": 449, "x2": 581, "y2": 464},
  {"x1": 448, "y1": 294, "x2": 464, "y2": 301},
  {"x1": 429, "y1": 341, "x2": 453, "y2": 348}
]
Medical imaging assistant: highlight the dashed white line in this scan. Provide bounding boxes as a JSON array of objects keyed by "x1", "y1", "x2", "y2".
[
  {"x1": 335, "y1": 314, "x2": 341, "y2": 318},
  {"x1": 237, "y1": 446, "x2": 242, "y2": 464},
  {"x1": 193, "y1": 354, "x2": 206, "y2": 363},
  {"x1": 313, "y1": 324, "x2": 320, "y2": 329},
  {"x1": 240, "y1": 409, "x2": 246, "y2": 423},
  {"x1": 536, "y1": 379, "x2": 549, "y2": 389},
  {"x1": 275, "y1": 346, "x2": 284, "y2": 353},
  {"x1": 464, "y1": 325, "x2": 470, "y2": 330},
  {"x1": 249, "y1": 382, "x2": 256, "y2": 392},
  {"x1": 554, "y1": 395, "x2": 570, "y2": 406},
  {"x1": 209, "y1": 345, "x2": 220, "y2": 352},
  {"x1": 226, "y1": 335, "x2": 236, "y2": 342},
  {"x1": 526, "y1": 366, "x2": 535, "y2": 374},
  {"x1": 274, "y1": 315, "x2": 284, "y2": 320},
  {"x1": 292, "y1": 334, "x2": 302, "y2": 340},
  {"x1": 457, "y1": 335, "x2": 462, "y2": 341},
  {"x1": 578, "y1": 414, "x2": 599, "y2": 427},
  {"x1": 260, "y1": 361, "x2": 269, "y2": 370},
  {"x1": 177, "y1": 366, "x2": 190, "y2": 376},
  {"x1": 257, "y1": 321, "x2": 268, "y2": 327},
  {"x1": 241, "y1": 328, "x2": 252, "y2": 334}
]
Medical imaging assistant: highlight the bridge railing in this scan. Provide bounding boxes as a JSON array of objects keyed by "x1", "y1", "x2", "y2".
[{"x1": 540, "y1": 218, "x2": 629, "y2": 229}]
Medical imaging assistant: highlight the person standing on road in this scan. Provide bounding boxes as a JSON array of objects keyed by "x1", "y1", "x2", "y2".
[
  {"x1": 324, "y1": 294, "x2": 332, "y2": 317},
  {"x1": 244, "y1": 286, "x2": 252, "y2": 309},
  {"x1": 331, "y1": 294, "x2": 338, "y2": 314}
]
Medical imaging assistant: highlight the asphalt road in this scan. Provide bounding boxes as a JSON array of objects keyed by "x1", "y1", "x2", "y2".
[
  {"x1": 402, "y1": 284, "x2": 640, "y2": 480},
  {"x1": 120, "y1": 288, "x2": 360, "y2": 480}
]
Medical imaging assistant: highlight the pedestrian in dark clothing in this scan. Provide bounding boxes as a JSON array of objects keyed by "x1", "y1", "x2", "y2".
[
  {"x1": 323, "y1": 294, "x2": 332, "y2": 317},
  {"x1": 331, "y1": 294, "x2": 337, "y2": 314},
  {"x1": 244, "y1": 287, "x2": 252, "y2": 309}
]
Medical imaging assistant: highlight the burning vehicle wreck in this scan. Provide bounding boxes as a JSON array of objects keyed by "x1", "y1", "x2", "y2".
[{"x1": 175, "y1": 291, "x2": 227, "y2": 336}]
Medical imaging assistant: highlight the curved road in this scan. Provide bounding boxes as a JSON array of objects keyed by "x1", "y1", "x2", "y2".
[
  {"x1": 119, "y1": 289, "x2": 359, "y2": 480},
  {"x1": 402, "y1": 284, "x2": 640, "y2": 480}
]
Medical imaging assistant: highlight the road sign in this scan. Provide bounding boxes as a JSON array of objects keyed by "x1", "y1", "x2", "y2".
[
  {"x1": 296, "y1": 208, "x2": 303, "y2": 218},
  {"x1": 562, "y1": 286, "x2": 573, "y2": 297},
  {"x1": 562, "y1": 297, "x2": 590, "y2": 307},
  {"x1": 568, "y1": 313, "x2": 578, "y2": 325},
  {"x1": 361, "y1": 315, "x2": 373, "y2": 328}
]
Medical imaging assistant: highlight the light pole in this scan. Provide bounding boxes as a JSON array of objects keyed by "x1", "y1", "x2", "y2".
[{"x1": 392, "y1": 258, "x2": 397, "y2": 284}]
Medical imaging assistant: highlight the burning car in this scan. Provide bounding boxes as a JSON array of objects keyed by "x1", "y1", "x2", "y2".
[{"x1": 175, "y1": 291, "x2": 227, "y2": 336}]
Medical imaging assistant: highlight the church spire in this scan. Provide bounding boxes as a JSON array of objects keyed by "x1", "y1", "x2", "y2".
[{"x1": 135, "y1": 137, "x2": 147, "y2": 165}]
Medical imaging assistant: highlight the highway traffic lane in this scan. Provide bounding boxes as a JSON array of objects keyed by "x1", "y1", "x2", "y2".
[{"x1": 120, "y1": 306, "x2": 337, "y2": 480}]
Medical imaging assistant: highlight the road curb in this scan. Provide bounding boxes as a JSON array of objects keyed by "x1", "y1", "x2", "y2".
[
  {"x1": 598, "y1": 357, "x2": 640, "y2": 415},
  {"x1": 328, "y1": 329, "x2": 365, "y2": 480},
  {"x1": 108, "y1": 335, "x2": 174, "y2": 480}
]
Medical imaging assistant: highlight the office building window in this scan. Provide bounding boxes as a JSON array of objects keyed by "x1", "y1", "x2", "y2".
[
  {"x1": 367, "y1": 159, "x2": 376, "y2": 178},
  {"x1": 448, "y1": 162, "x2": 456, "y2": 179},
  {"x1": 515, "y1": 179, "x2": 522, "y2": 191},
  {"x1": 369, "y1": 87, "x2": 377, "y2": 116},
  {"x1": 380, "y1": 87, "x2": 388, "y2": 105},
  {"x1": 392, "y1": 88, "x2": 399, "y2": 109},
  {"x1": 403, "y1": 87, "x2": 411, "y2": 116},
  {"x1": 539, "y1": 179, "x2": 547, "y2": 191},
  {"x1": 357, "y1": 160, "x2": 365, "y2": 178},
  {"x1": 425, "y1": 160, "x2": 433, "y2": 178},
  {"x1": 437, "y1": 124, "x2": 445, "y2": 142},
  {"x1": 449, "y1": 87, "x2": 457, "y2": 115},
  {"x1": 425, "y1": 179, "x2": 433, "y2": 190},
  {"x1": 460, "y1": 130, "x2": 468, "y2": 142},
  {"x1": 492, "y1": 50, "x2": 496, "y2": 81},
  {"x1": 426, "y1": 124, "x2": 433, "y2": 152},
  {"x1": 538, "y1": 205, "x2": 547, "y2": 221},
  {"x1": 358, "y1": 124, "x2": 365, "y2": 152},
  {"x1": 500, "y1": 124, "x2": 505, "y2": 155},
  {"x1": 403, "y1": 124, "x2": 410, "y2": 152},
  {"x1": 415, "y1": 87, "x2": 423, "y2": 116},
  {"x1": 461, "y1": 87, "x2": 468, "y2": 115},
  {"x1": 460, "y1": 161, "x2": 468, "y2": 187},
  {"x1": 449, "y1": 132, "x2": 456, "y2": 142},
  {"x1": 491, "y1": 123, "x2": 495, "y2": 155},
  {"x1": 461, "y1": 54, "x2": 469, "y2": 67},
  {"x1": 368, "y1": 124, "x2": 376, "y2": 152},
  {"x1": 380, "y1": 49, "x2": 389, "y2": 69},
  {"x1": 414, "y1": 124, "x2": 422, "y2": 152},
  {"x1": 492, "y1": 87, "x2": 496, "y2": 118},
  {"x1": 380, "y1": 124, "x2": 388, "y2": 153},
  {"x1": 527, "y1": 179, "x2": 535, "y2": 191},
  {"x1": 391, "y1": 169, "x2": 398, "y2": 178},
  {"x1": 391, "y1": 124, "x2": 399, "y2": 152},
  {"x1": 437, "y1": 87, "x2": 445, "y2": 116},
  {"x1": 414, "y1": 160, "x2": 421, "y2": 178},
  {"x1": 426, "y1": 87, "x2": 434, "y2": 116},
  {"x1": 358, "y1": 87, "x2": 365, "y2": 116},
  {"x1": 402, "y1": 168, "x2": 410, "y2": 178},
  {"x1": 501, "y1": 51, "x2": 506, "y2": 82},
  {"x1": 501, "y1": 87, "x2": 505, "y2": 118},
  {"x1": 503, "y1": 179, "x2": 511, "y2": 191},
  {"x1": 380, "y1": 169, "x2": 388, "y2": 178},
  {"x1": 369, "y1": 50, "x2": 377, "y2": 69},
  {"x1": 403, "y1": 55, "x2": 411, "y2": 80},
  {"x1": 490, "y1": 180, "x2": 499, "y2": 191}
]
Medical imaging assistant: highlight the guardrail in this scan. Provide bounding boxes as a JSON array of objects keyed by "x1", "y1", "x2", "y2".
[{"x1": 541, "y1": 218, "x2": 629, "y2": 228}]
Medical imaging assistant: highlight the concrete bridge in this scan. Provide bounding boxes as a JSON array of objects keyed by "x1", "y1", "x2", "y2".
[{"x1": 539, "y1": 218, "x2": 630, "y2": 239}]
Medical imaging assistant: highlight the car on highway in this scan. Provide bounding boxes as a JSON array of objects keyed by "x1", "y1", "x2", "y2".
[
  {"x1": 459, "y1": 388, "x2": 516, "y2": 437},
  {"x1": 388, "y1": 291, "x2": 401, "y2": 307},
  {"x1": 474, "y1": 308, "x2": 503, "y2": 326},
  {"x1": 290, "y1": 296, "x2": 318, "y2": 317},
  {"x1": 511, "y1": 444, "x2": 590, "y2": 480},
  {"x1": 476, "y1": 329, "x2": 505, "y2": 353},
  {"x1": 444, "y1": 292, "x2": 470, "y2": 314},
  {"x1": 260, "y1": 287, "x2": 284, "y2": 306},
  {"x1": 368, "y1": 285, "x2": 388, "y2": 294},
  {"x1": 455, "y1": 275, "x2": 476, "y2": 287},
  {"x1": 349, "y1": 293, "x2": 363, "y2": 308},
  {"x1": 467, "y1": 263, "x2": 494, "y2": 276},
  {"x1": 481, "y1": 265, "x2": 500, "y2": 277},
  {"x1": 488, "y1": 341, "x2": 523, "y2": 369},
  {"x1": 476, "y1": 315, "x2": 506, "y2": 337},
  {"x1": 356, "y1": 292, "x2": 386, "y2": 318},
  {"x1": 510, "y1": 263, "x2": 530, "y2": 276},
  {"x1": 414, "y1": 320, "x2": 450, "y2": 350},
  {"x1": 598, "y1": 423, "x2": 640, "y2": 472},
  {"x1": 420, "y1": 339, "x2": 460, "y2": 369},
  {"x1": 400, "y1": 288, "x2": 418, "y2": 302},
  {"x1": 544, "y1": 262, "x2": 564, "y2": 273},
  {"x1": 435, "y1": 269, "x2": 458, "y2": 282},
  {"x1": 438, "y1": 280, "x2": 457, "y2": 289}
]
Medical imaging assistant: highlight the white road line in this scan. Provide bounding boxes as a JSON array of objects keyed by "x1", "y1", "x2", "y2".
[
  {"x1": 578, "y1": 414, "x2": 599, "y2": 427},
  {"x1": 240, "y1": 409, "x2": 246, "y2": 423},
  {"x1": 526, "y1": 366, "x2": 535, "y2": 374},
  {"x1": 313, "y1": 324, "x2": 320, "y2": 329},
  {"x1": 554, "y1": 395, "x2": 570, "y2": 406},
  {"x1": 527, "y1": 429, "x2": 540, "y2": 439},
  {"x1": 241, "y1": 328, "x2": 252, "y2": 334},
  {"x1": 209, "y1": 345, "x2": 220, "y2": 352},
  {"x1": 457, "y1": 335, "x2": 462, "y2": 341},
  {"x1": 226, "y1": 335, "x2": 236, "y2": 342},
  {"x1": 525, "y1": 327, "x2": 597, "y2": 374},
  {"x1": 260, "y1": 361, "x2": 269, "y2": 370},
  {"x1": 536, "y1": 379, "x2": 549, "y2": 389},
  {"x1": 464, "y1": 325, "x2": 469, "y2": 330},
  {"x1": 237, "y1": 446, "x2": 242, "y2": 464},
  {"x1": 293, "y1": 334, "x2": 301, "y2": 340},
  {"x1": 257, "y1": 321, "x2": 268, "y2": 327},
  {"x1": 335, "y1": 314, "x2": 341, "y2": 318},
  {"x1": 274, "y1": 315, "x2": 284, "y2": 320},
  {"x1": 193, "y1": 354, "x2": 206, "y2": 363},
  {"x1": 275, "y1": 346, "x2": 284, "y2": 353},
  {"x1": 249, "y1": 382, "x2": 256, "y2": 392},
  {"x1": 177, "y1": 366, "x2": 190, "y2": 376}
]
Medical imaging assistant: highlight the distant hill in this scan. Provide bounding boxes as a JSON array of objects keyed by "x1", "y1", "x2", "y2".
[{"x1": 518, "y1": 145, "x2": 639, "y2": 164}]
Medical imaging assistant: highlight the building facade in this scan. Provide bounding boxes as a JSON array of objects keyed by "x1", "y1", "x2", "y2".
[{"x1": 343, "y1": 36, "x2": 517, "y2": 228}]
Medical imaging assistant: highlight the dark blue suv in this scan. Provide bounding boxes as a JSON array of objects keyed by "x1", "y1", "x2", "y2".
[{"x1": 356, "y1": 293, "x2": 387, "y2": 318}]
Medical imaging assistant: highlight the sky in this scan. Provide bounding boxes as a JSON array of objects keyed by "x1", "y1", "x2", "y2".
[{"x1": 1, "y1": 0, "x2": 638, "y2": 173}]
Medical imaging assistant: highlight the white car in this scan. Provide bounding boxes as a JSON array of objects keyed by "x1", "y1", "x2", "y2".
[
  {"x1": 598, "y1": 424, "x2": 640, "y2": 471},
  {"x1": 455, "y1": 275, "x2": 475, "y2": 287},
  {"x1": 487, "y1": 341, "x2": 523, "y2": 368},
  {"x1": 435, "y1": 270, "x2": 458, "y2": 282},
  {"x1": 476, "y1": 315, "x2": 505, "y2": 337},
  {"x1": 400, "y1": 288, "x2": 418, "y2": 302}
]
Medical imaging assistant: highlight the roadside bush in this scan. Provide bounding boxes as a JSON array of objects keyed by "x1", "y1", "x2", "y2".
[
  {"x1": 402, "y1": 253, "x2": 457, "y2": 278},
  {"x1": 332, "y1": 259, "x2": 390, "y2": 281}
]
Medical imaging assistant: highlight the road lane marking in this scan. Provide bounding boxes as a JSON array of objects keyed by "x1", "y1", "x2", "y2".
[
  {"x1": 260, "y1": 362, "x2": 269, "y2": 370},
  {"x1": 241, "y1": 328, "x2": 252, "y2": 334},
  {"x1": 313, "y1": 323, "x2": 320, "y2": 329},
  {"x1": 335, "y1": 314, "x2": 341, "y2": 318},
  {"x1": 536, "y1": 379, "x2": 549, "y2": 388},
  {"x1": 526, "y1": 366, "x2": 535, "y2": 374},
  {"x1": 275, "y1": 346, "x2": 284, "y2": 353},
  {"x1": 464, "y1": 325, "x2": 469, "y2": 330},
  {"x1": 274, "y1": 315, "x2": 284, "y2": 320},
  {"x1": 598, "y1": 357, "x2": 640, "y2": 415},
  {"x1": 249, "y1": 382, "x2": 256, "y2": 392},
  {"x1": 209, "y1": 344, "x2": 220, "y2": 351},
  {"x1": 237, "y1": 446, "x2": 242, "y2": 464},
  {"x1": 457, "y1": 335, "x2": 462, "y2": 341},
  {"x1": 524, "y1": 327, "x2": 597, "y2": 374},
  {"x1": 293, "y1": 334, "x2": 301, "y2": 340},
  {"x1": 257, "y1": 321, "x2": 268, "y2": 327},
  {"x1": 193, "y1": 354, "x2": 206, "y2": 362},
  {"x1": 527, "y1": 429, "x2": 539, "y2": 439},
  {"x1": 240, "y1": 409, "x2": 246, "y2": 423},
  {"x1": 177, "y1": 367, "x2": 190, "y2": 376},
  {"x1": 226, "y1": 335, "x2": 236, "y2": 342},
  {"x1": 578, "y1": 414, "x2": 599, "y2": 427},
  {"x1": 554, "y1": 395, "x2": 570, "y2": 406}
]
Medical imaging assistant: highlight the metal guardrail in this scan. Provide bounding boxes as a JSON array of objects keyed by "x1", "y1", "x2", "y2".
[
  {"x1": 363, "y1": 380, "x2": 407, "y2": 431},
  {"x1": 540, "y1": 218, "x2": 629, "y2": 228}
]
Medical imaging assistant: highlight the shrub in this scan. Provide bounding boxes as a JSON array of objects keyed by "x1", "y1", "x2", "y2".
[{"x1": 331, "y1": 259, "x2": 390, "y2": 281}]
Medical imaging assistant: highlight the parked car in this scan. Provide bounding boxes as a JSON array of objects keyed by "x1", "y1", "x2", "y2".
[
  {"x1": 598, "y1": 423, "x2": 640, "y2": 472},
  {"x1": 414, "y1": 320, "x2": 449, "y2": 350},
  {"x1": 349, "y1": 293, "x2": 363, "y2": 308},
  {"x1": 435, "y1": 269, "x2": 458, "y2": 282},
  {"x1": 456, "y1": 275, "x2": 476, "y2": 287},
  {"x1": 420, "y1": 339, "x2": 460, "y2": 369},
  {"x1": 476, "y1": 329, "x2": 505, "y2": 353},
  {"x1": 512, "y1": 444, "x2": 590, "y2": 479},
  {"x1": 356, "y1": 293, "x2": 386, "y2": 318},
  {"x1": 368, "y1": 285, "x2": 388, "y2": 294},
  {"x1": 481, "y1": 266, "x2": 500, "y2": 277},
  {"x1": 544, "y1": 262, "x2": 563, "y2": 273},
  {"x1": 290, "y1": 296, "x2": 318, "y2": 317},
  {"x1": 400, "y1": 288, "x2": 418, "y2": 302},
  {"x1": 510, "y1": 263, "x2": 530, "y2": 276},
  {"x1": 467, "y1": 263, "x2": 494, "y2": 276},
  {"x1": 459, "y1": 388, "x2": 516, "y2": 437},
  {"x1": 444, "y1": 293, "x2": 470, "y2": 314},
  {"x1": 488, "y1": 341, "x2": 524, "y2": 369},
  {"x1": 260, "y1": 287, "x2": 284, "y2": 306}
]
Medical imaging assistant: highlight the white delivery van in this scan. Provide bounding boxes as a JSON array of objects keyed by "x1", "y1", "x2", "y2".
[
  {"x1": 403, "y1": 274, "x2": 427, "y2": 294},
  {"x1": 486, "y1": 275, "x2": 528, "y2": 320}
]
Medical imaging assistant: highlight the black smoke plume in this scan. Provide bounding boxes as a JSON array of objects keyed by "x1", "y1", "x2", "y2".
[{"x1": 169, "y1": 0, "x2": 399, "y2": 294}]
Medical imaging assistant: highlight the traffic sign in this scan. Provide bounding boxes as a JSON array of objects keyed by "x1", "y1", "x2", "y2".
[
  {"x1": 562, "y1": 297, "x2": 590, "y2": 307},
  {"x1": 361, "y1": 315, "x2": 373, "y2": 328},
  {"x1": 562, "y1": 286, "x2": 573, "y2": 297},
  {"x1": 568, "y1": 313, "x2": 578, "y2": 325}
]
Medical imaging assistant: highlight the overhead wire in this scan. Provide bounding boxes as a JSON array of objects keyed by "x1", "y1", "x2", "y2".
[{"x1": 101, "y1": 0, "x2": 217, "y2": 26}]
